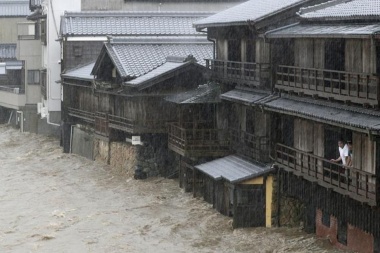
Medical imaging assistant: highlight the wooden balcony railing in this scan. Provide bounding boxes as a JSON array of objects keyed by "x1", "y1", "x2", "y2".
[
  {"x1": 168, "y1": 122, "x2": 230, "y2": 157},
  {"x1": 230, "y1": 129, "x2": 270, "y2": 162},
  {"x1": 276, "y1": 65, "x2": 380, "y2": 107},
  {"x1": 95, "y1": 112, "x2": 109, "y2": 135},
  {"x1": 67, "y1": 107, "x2": 95, "y2": 123},
  {"x1": 275, "y1": 143, "x2": 378, "y2": 206},
  {"x1": 206, "y1": 59, "x2": 270, "y2": 88}
]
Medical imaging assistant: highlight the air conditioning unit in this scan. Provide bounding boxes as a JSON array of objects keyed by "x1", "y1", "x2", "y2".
[
  {"x1": 40, "y1": 107, "x2": 48, "y2": 119},
  {"x1": 37, "y1": 102, "x2": 43, "y2": 114}
]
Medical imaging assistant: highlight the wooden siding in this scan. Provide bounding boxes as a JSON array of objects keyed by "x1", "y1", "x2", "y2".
[{"x1": 63, "y1": 41, "x2": 104, "y2": 71}]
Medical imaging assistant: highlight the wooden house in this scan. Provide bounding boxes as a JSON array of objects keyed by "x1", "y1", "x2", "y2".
[
  {"x1": 175, "y1": 0, "x2": 331, "y2": 228},
  {"x1": 59, "y1": 11, "x2": 213, "y2": 71},
  {"x1": 265, "y1": 0, "x2": 380, "y2": 252},
  {"x1": 194, "y1": 155, "x2": 275, "y2": 228},
  {"x1": 62, "y1": 35, "x2": 213, "y2": 175}
]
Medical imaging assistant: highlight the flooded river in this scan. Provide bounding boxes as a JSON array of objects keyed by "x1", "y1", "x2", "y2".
[{"x1": 0, "y1": 125, "x2": 342, "y2": 253}]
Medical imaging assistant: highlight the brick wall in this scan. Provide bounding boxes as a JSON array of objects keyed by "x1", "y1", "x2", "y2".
[{"x1": 316, "y1": 209, "x2": 374, "y2": 253}]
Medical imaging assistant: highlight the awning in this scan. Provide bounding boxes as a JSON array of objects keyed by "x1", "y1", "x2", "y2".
[
  {"x1": 195, "y1": 155, "x2": 273, "y2": 184},
  {"x1": 266, "y1": 23, "x2": 380, "y2": 39},
  {"x1": 62, "y1": 62, "x2": 95, "y2": 81},
  {"x1": 5, "y1": 61, "x2": 23, "y2": 70},
  {"x1": 221, "y1": 89, "x2": 270, "y2": 106},
  {"x1": 263, "y1": 96, "x2": 380, "y2": 133},
  {"x1": 165, "y1": 83, "x2": 220, "y2": 104}
]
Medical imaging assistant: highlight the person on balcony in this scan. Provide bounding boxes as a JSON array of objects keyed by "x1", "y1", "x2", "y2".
[{"x1": 330, "y1": 140, "x2": 349, "y2": 166}]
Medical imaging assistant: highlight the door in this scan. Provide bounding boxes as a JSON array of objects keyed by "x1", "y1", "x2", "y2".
[{"x1": 233, "y1": 184, "x2": 265, "y2": 228}]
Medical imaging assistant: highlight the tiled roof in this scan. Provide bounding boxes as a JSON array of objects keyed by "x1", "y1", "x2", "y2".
[
  {"x1": 221, "y1": 89, "x2": 270, "y2": 105},
  {"x1": 165, "y1": 83, "x2": 221, "y2": 104},
  {"x1": 193, "y1": 0, "x2": 310, "y2": 29},
  {"x1": 0, "y1": 44, "x2": 16, "y2": 59},
  {"x1": 124, "y1": 56, "x2": 203, "y2": 89},
  {"x1": 62, "y1": 62, "x2": 95, "y2": 81},
  {"x1": 195, "y1": 155, "x2": 273, "y2": 183},
  {"x1": 262, "y1": 95, "x2": 380, "y2": 132},
  {"x1": 61, "y1": 11, "x2": 212, "y2": 37},
  {"x1": 266, "y1": 23, "x2": 380, "y2": 39},
  {"x1": 299, "y1": 0, "x2": 380, "y2": 21},
  {"x1": 0, "y1": 0, "x2": 30, "y2": 16},
  {"x1": 100, "y1": 37, "x2": 213, "y2": 79}
]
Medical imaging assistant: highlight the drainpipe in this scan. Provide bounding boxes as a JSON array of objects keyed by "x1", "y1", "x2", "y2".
[{"x1": 69, "y1": 124, "x2": 74, "y2": 153}]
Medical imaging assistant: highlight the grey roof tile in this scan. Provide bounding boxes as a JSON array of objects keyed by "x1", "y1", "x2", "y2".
[
  {"x1": 266, "y1": 23, "x2": 380, "y2": 38},
  {"x1": 299, "y1": 0, "x2": 380, "y2": 20},
  {"x1": 62, "y1": 62, "x2": 95, "y2": 81},
  {"x1": 0, "y1": 0, "x2": 30, "y2": 16},
  {"x1": 104, "y1": 37, "x2": 213, "y2": 78},
  {"x1": 195, "y1": 155, "x2": 273, "y2": 183},
  {"x1": 165, "y1": 83, "x2": 221, "y2": 104},
  {"x1": 0, "y1": 44, "x2": 16, "y2": 59},
  {"x1": 61, "y1": 11, "x2": 212, "y2": 36},
  {"x1": 263, "y1": 95, "x2": 380, "y2": 131},
  {"x1": 221, "y1": 89, "x2": 270, "y2": 105},
  {"x1": 193, "y1": 0, "x2": 310, "y2": 29},
  {"x1": 125, "y1": 61, "x2": 188, "y2": 86}
]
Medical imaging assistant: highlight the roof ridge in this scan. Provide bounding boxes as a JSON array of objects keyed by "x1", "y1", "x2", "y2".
[
  {"x1": 298, "y1": 0, "x2": 353, "y2": 16},
  {"x1": 63, "y1": 11, "x2": 214, "y2": 18}
]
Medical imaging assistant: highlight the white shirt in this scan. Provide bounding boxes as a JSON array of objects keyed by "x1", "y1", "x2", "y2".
[{"x1": 339, "y1": 144, "x2": 349, "y2": 165}]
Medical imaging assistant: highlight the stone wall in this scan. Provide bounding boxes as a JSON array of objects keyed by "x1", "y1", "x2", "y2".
[
  {"x1": 316, "y1": 209, "x2": 374, "y2": 253},
  {"x1": 93, "y1": 134, "x2": 177, "y2": 179},
  {"x1": 279, "y1": 195, "x2": 305, "y2": 227},
  {"x1": 110, "y1": 141, "x2": 138, "y2": 178}
]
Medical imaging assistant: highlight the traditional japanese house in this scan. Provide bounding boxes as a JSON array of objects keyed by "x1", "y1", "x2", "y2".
[
  {"x1": 62, "y1": 35, "x2": 213, "y2": 176},
  {"x1": 173, "y1": 0, "x2": 330, "y2": 228},
  {"x1": 60, "y1": 11, "x2": 213, "y2": 71},
  {"x1": 265, "y1": 0, "x2": 380, "y2": 252}
]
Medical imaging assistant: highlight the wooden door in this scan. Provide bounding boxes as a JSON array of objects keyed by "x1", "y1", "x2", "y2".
[{"x1": 233, "y1": 184, "x2": 265, "y2": 228}]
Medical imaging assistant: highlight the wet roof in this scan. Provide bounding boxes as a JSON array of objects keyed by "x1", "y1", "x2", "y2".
[
  {"x1": 124, "y1": 56, "x2": 207, "y2": 90},
  {"x1": 96, "y1": 37, "x2": 212, "y2": 79},
  {"x1": 0, "y1": 44, "x2": 16, "y2": 59},
  {"x1": 195, "y1": 155, "x2": 273, "y2": 183},
  {"x1": 0, "y1": 0, "x2": 30, "y2": 16},
  {"x1": 193, "y1": 0, "x2": 310, "y2": 29},
  {"x1": 265, "y1": 23, "x2": 380, "y2": 39},
  {"x1": 61, "y1": 11, "x2": 212, "y2": 37},
  {"x1": 221, "y1": 89, "x2": 270, "y2": 105},
  {"x1": 62, "y1": 62, "x2": 95, "y2": 81},
  {"x1": 263, "y1": 95, "x2": 380, "y2": 132},
  {"x1": 298, "y1": 0, "x2": 380, "y2": 21},
  {"x1": 165, "y1": 83, "x2": 221, "y2": 104}
]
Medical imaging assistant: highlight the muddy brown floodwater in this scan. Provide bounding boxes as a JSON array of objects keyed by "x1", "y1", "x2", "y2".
[{"x1": 0, "y1": 125, "x2": 343, "y2": 253}]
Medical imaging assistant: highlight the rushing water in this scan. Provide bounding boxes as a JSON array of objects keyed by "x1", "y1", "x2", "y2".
[{"x1": 0, "y1": 125, "x2": 342, "y2": 253}]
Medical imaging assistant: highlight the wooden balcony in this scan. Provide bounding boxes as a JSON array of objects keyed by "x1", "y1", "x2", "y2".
[
  {"x1": 168, "y1": 122, "x2": 230, "y2": 157},
  {"x1": 230, "y1": 129, "x2": 270, "y2": 163},
  {"x1": 275, "y1": 143, "x2": 378, "y2": 206},
  {"x1": 206, "y1": 59, "x2": 270, "y2": 88},
  {"x1": 276, "y1": 65, "x2": 380, "y2": 107},
  {"x1": 67, "y1": 109, "x2": 167, "y2": 136},
  {"x1": 67, "y1": 107, "x2": 95, "y2": 123}
]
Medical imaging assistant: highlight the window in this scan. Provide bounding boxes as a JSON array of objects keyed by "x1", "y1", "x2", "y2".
[
  {"x1": 322, "y1": 210, "x2": 330, "y2": 227},
  {"x1": 73, "y1": 46, "x2": 82, "y2": 57},
  {"x1": 41, "y1": 19, "x2": 47, "y2": 45},
  {"x1": 337, "y1": 219, "x2": 347, "y2": 245},
  {"x1": 228, "y1": 39, "x2": 241, "y2": 62},
  {"x1": 28, "y1": 70, "x2": 40, "y2": 85}
]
